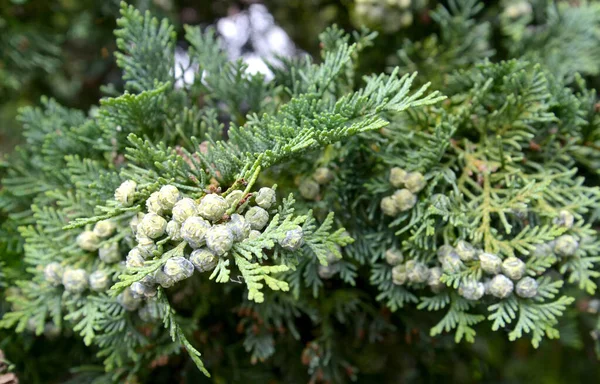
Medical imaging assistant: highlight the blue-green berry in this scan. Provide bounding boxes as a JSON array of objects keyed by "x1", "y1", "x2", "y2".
[
  {"x1": 459, "y1": 280, "x2": 485, "y2": 301},
  {"x1": 227, "y1": 213, "x2": 251, "y2": 241},
  {"x1": 118, "y1": 287, "x2": 142, "y2": 311},
  {"x1": 279, "y1": 226, "x2": 304, "y2": 251},
  {"x1": 389, "y1": 167, "x2": 407, "y2": 188},
  {"x1": 190, "y1": 248, "x2": 219, "y2": 272},
  {"x1": 501, "y1": 256, "x2": 526, "y2": 281},
  {"x1": 479, "y1": 252, "x2": 502, "y2": 274},
  {"x1": 126, "y1": 248, "x2": 145, "y2": 268},
  {"x1": 391, "y1": 264, "x2": 407, "y2": 285},
  {"x1": 164, "y1": 257, "x2": 194, "y2": 282},
  {"x1": 255, "y1": 187, "x2": 277, "y2": 209},
  {"x1": 89, "y1": 270, "x2": 111, "y2": 291},
  {"x1": 166, "y1": 220, "x2": 182, "y2": 241},
  {"x1": 380, "y1": 196, "x2": 398, "y2": 217},
  {"x1": 406, "y1": 260, "x2": 430, "y2": 283},
  {"x1": 553, "y1": 235, "x2": 579, "y2": 257},
  {"x1": 93, "y1": 220, "x2": 116, "y2": 238},
  {"x1": 62, "y1": 268, "x2": 88, "y2": 293},
  {"x1": 180, "y1": 216, "x2": 211, "y2": 248},
  {"x1": 455, "y1": 240, "x2": 477, "y2": 262},
  {"x1": 77, "y1": 230, "x2": 100, "y2": 252},
  {"x1": 115, "y1": 180, "x2": 137, "y2": 206},
  {"x1": 488, "y1": 274, "x2": 514, "y2": 299},
  {"x1": 206, "y1": 225, "x2": 235, "y2": 256},
  {"x1": 138, "y1": 213, "x2": 167, "y2": 239},
  {"x1": 98, "y1": 242, "x2": 121, "y2": 264},
  {"x1": 172, "y1": 198, "x2": 198, "y2": 223},
  {"x1": 404, "y1": 172, "x2": 426, "y2": 193},
  {"x1": 198, "y1": 194, "x2": 228, "y2": 222},
  {"x1": 158, "y1": 185, "x2": 181, "y2": 211},
  {"x1": 392, "y1": 189, "x2": 417, "y2": 211},
  {"x1": 299, "y1": 179, "x2": 320, "y2": 200},
  {"x1": 245, "y1": 206, "x2": 269, "y2": 230},
  {"x1": 515, "y1": 277, "x2": 538, "y2": 298},
  {"x1": 385, "y1": 248, "x2": 403, "y2": 266},
  {"x1": 44, "y1": 263, "x2": 63, "y2": 286}
]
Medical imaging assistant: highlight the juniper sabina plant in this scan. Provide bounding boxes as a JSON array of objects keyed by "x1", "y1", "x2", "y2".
[{"x1": 1, "y1": 1, "x2": 600, "y2": 382}]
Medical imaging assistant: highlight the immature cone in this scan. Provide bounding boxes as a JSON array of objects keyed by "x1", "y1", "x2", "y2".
[
  {"x1": 115, "y1": 180, "x2": 137, "y2": 206},
  {"x1": 553, "y1": 235, "x2": 579, "y2": 257},
  {"x1": 427, "y1": 267, "x2": 444, "y2": 293},
  {"x1": 158, "y1": 185, "x2": 181, "y2": 211},
  {"x1": 531, "y1": 242, "x2": 553, "y2": 257},
  {"x1": 137, "y1": 236, "x2": 157, "y2": 257},
  {"x1": 93, "y1": 220, "x2": 116, "y2": 238},
  {"x1": 392, "y1": 189, "x2": 417, "y2": 211},
  {"x1": 404, "y1": 172, "x2": 426, "y2": 193},
  {"x1": 172, "y1": 198, "x2": 198, "y2": 223},
  {"x1": 479, "y1": 253, "x2": 502, "y2": 274},
  {"x1": 206, "y1": 225, "x2": 235, "y2": 256},
  {"x1": 44, "y1": 262, "x2": 63, "y2": 286},
  {"x1": 99, "y1": 242, "x2": 121, "y2": 264},
  {"x1": 380, "y1": 196, "x2": 398, "y2": 217},
  {"x1": 245, "y1": 206, "x2": 269, "y2": 230},
  {"x1": 166, "y1": 220, "x2": 182, "y2": 242},
  {"x1": 385, "y1": 248, "x2": 403, "y2": 266},
  {"x1": 389, "y1": 167, "x2": 407, "y2": 188},
  {"x1": 130, "y1": 212, "x2": 144, "y2": 235},
  {"x1": 180, "y1": 216, "x2": 211, "y2": 248},
  {"x1": 126, "y1": 248, "x2": 145, "y2": 268},
  {"x1": 89, "y1": 270, "x2": 110, "y2": 291},
  {"x1": 190, "y1": 248, "x2": 219, "y2": 272},
  {"x1": 459, "y1": 280, "x2": 485, "y2": 301},
  {"x1": 255, "y1": 187, "x2": 276, "y2": 209},
  {"x1": 553, "y1": 210, "x2": 574, "y2": 229},
  {"x1": 488, "y1": 274, "x2": 514, "y2": 299},
  {"x1": 406, "y1": 260, "x2": 430, "y2": 283},
  {"x1": 318, "y1": 264, "x2": 340, "y2": 279},
  {"x1": 138, "y1": 213, "x2": 167, "y2": 239},
  {"x1": 164, "y1": 257, "x2": 194, "y2": 282},
  {"x1": 324, "y1": 247, "x2": 341, "y2": 264},
  {"x1": 440, "y1": 249, "x2": 464, "y2": 274},
  {"x1": 198, "y1": 194, "x2": 228, "y2": 222},
  {"x1": 154, "y1": 269, "x2": 175, "y2": 288},
  {"x1": 248, "y1": 230, "x2": 261, "y2": 240},
  {"x1": 313, "y1": 167, "x2": 334, "y2": 185},
  {"x1": 77, "y1": 231, "x2": 100, "y2": 252},
  {"x1": 515, "y1": 277, "x2": 538, "y2": 298},
  {"x1": 501, "y1": 256, "x2": 526, "y2": 281},
  {"x1": 299, "y1": 179, "x2": 320, "y2": 200},
  {"x1": 62, "y1": 268, "x2": 88, "y2": 293},
  {"x1": 225, "y1": 190, "x2": 244, "y2": 208},
  {"x1": 131, "y1": 281, "x2": 157, "y2": 298},
  {"x1": 118, "y1": 287, "x2": 142, "y2": 311},
  {"x1": 455, "y1": 240, "x2": 477, "y2": 262},
  {"x1": 227, "y1": 213, "x2": 251, "y2": 241},
  {"x1": 146, "y1": 192, "x2": 164, "y2": 215},
  {"x1": 279, "y1": 226, "x2": 304, "y2": 251},
  {"x1": 391, "y1": 264, "x2": 407, "y2": 285}
]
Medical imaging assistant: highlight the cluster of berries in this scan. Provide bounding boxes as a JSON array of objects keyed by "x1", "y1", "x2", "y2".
[
  {"x1": 386, "y1": 248, "x2": 444, "y2": 292},
  {"x1": 114, "y1": 181, "x2": 304, "y2": 309},
  {"x1": 380, "y1": 167, "x2": 426, "y2": 217}
]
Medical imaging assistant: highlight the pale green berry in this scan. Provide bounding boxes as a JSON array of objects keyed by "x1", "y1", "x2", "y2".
[
  {"x1": 138, "y1": 300, "x2": 164, "y2": 323},
  {"x1": 225, "y1": 190, "x2": 244, "y2": 208},
  {"x1": 299, "y1": 179, "x2": 320, "y2": 200},
  {"x1": 554, "y1": 235, "x2": 579, "y2": 257},
  {"x1": 459, "y1": 280, "x2": 485, "y2": 301},
  {"x1": 385, "y1": 248, "x2": 403, "y2": 266},
  {"x1": 391, "y1": 264, "x2": 407, "y2": 285},
  {"x1": 130, "y1": 281, "x2": 157, "y2": 298},
  {"x1": 488, "y1": 274, "x2": 514, "y2": 299},
  {"x1": 146, "y1": 192, "x2": 164, "y2": 215},
  {"x1": 89, "y1": 270, "x2": 111, "y2": 291},
  {"x1": 501, "y1": 256, "x2": 526, "y2": 281},
  {"x1": 427, "y1": 267, "x2": 444, "y2": 293},
  {"x1": 313, "y1": 167, "x2": 334, "y2": 185},
  {"x1": 198, "y1": 194, "x2": 228, "y2": 222},
  {"x1": 138, "y1": 213, "x2": 167, "y2": 239},
  {"x1": 44, "y1": 263, "x2": 63, "y2": 286},
  {"x1": 455, "y1": 240, "x2": 477, "y2": 262},
  {"x1": 130, "y1": 212, "x2": 144, "y2": 235},
  {"x1": 98, "y1": 242, "x2": 121, "y2": 264},
  {"x1": 380, "y1": 196, "x2": 398, "y2": 217},
  {"x1": 389, "y1": 167, "x2": 407, "y2": 188},
  {"x1": 206, "y1": 225, "x2": 235, "y2": 256},
  {"x1": 318, "y1": 264, "x2": 340, "y2": 279},
  {"x1": 62, "y1": 268, "x2": 88, "y2": 293},
  {"x1": 158, "y1": 185, "x2": 181, "y2": 211},
  {"x1": 479, "y1": 252, "x2": 502, "y2": 274},
  {"x1": 190, "y1": 248, "x2": 219, "y2": 272},
  {"x1": 406, "y1": 260, "x2": 430, "y2": 283},
  {"x1": 77, "y1": 231, "x2": 100, "y2": 252},
  {"x1": 227, "y1": 213, "x2": 251, "y2": 241},
  {"x1": 553, "y1": 210, "x2": 574, "y2": 229},
  {"x1": 392, "y1": 189, "x2": 417, "y2": 211},
  {"x1": 172, "y1": 198, "x2": 198, "y2": 223},
  {"x1": 115, "y1": 180, "x2": 137, "y2": 206},
  {"x1": 248, "y1": 230, "x2": 261, "y2": 240},
  {"x1": 531, "y1": 242, "x2": 553, "y2": 258},
  {"x1": 166, "y1": 220, "x2": 182, "y2": 242},
  {"x1": 164, "y1": 257, "x2": 194, "y2": 282},
  {"x1": 255, "y1": 187, "x2": 277, "y2": 209},
  {"x1": 154, "y1": 269, "x2": 175, "y2": 288},
  {"x1": 515, "y1": 277, "x2": 538, "y2": 298},
  {"x1": 126, "y1": 248, "x2": 145, "y2": 268},
  {"x1": 279, "y1": 226, "x2": 304, "y2": 251},
  {"x1": 93, "y1": 220, "x2": 116, "y2": 238},
  {"x1": 245, "y1": 206, "x2": 269, "y2": 230},
  {"x1": 437, "y1": 245, "x2": 455, "y2": 261},
  {"x1": 440, "y1": 250, "x2": 464, "y2": 274},
  {"x1": 136, "y1": 237, "x2": 157, "y2": 258},
  {"x1": 404, "y1": 172, "x2": 426, "y2": 193},
  {"x1": 118, "y1": 287, "x2": 142, "y2": 311},
  {"x1": 180, "y1": 216, "x2": 211, "y2": 248}
]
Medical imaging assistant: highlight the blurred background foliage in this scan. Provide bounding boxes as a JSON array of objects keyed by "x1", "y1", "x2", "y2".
[{"x1": 1, "y1": 0, "x2": 600, "y2": 383}]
